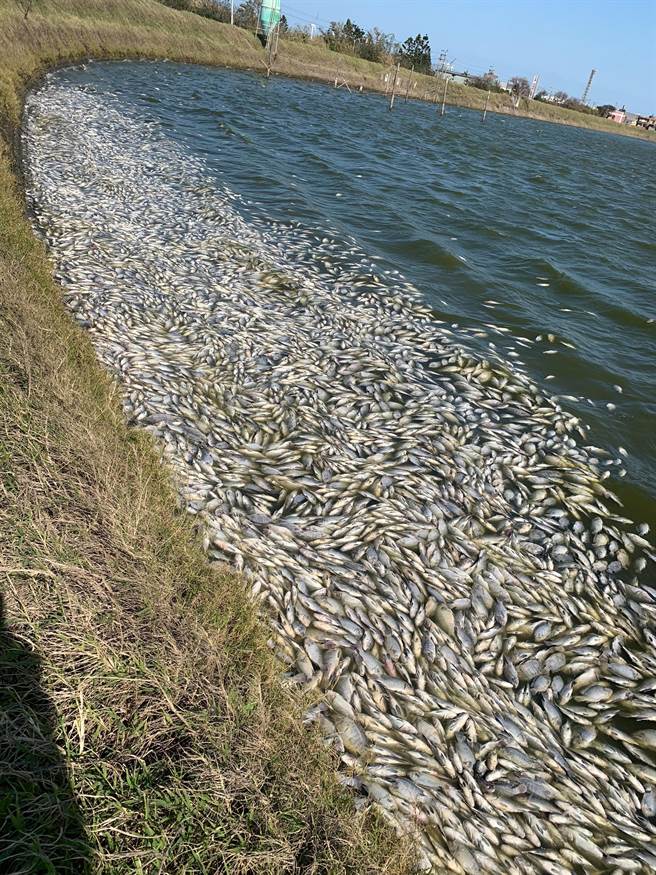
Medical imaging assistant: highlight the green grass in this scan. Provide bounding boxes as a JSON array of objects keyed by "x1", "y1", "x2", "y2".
[{"x1": 0, "y1": 1, "x2": 414, "y2": 872}]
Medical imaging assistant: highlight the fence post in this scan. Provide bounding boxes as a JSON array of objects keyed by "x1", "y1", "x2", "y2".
[
  {"x1": 440, "y1": 75, "x2": 448, "y2": 116},
  {"x1": 482, "y1": 89, "x2": 490, "y2": 121},
  {"x1": 404, "y1": 66, "x2": 414, "y2": 102},
  {"x1": 389, "y1": 63, "x2": 400, "y2": 111}
]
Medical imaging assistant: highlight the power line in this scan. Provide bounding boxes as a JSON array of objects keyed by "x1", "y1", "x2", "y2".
[
  {"x1": 282, "y1": 11, "x2": 329, "y2": 30},
  {"x1": 280, "y1": 2, "x2": 332, "y2": 28}
]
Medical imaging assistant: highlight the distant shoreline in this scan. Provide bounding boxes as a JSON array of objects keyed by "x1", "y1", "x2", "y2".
[{"x1": 271, "y1": 50, "x2": 655, "y2": 144}]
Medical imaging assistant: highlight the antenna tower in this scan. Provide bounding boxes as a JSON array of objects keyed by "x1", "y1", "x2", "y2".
[
  {"x1": 530, "y1": 74, "x2": 540, "y2": 99},
  {"x1": 581, "y1": 68, "x2": 596, "y2": 104}
]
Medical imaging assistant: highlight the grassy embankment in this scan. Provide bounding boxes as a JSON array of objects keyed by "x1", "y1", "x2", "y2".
[{"x1": 0, "y1": 2, "x2": 414, "y2": 873}]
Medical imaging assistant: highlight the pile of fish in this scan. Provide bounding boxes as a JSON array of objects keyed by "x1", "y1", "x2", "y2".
[{"x1": 24, "y1": 79, "x2": 656, "y2": 873}]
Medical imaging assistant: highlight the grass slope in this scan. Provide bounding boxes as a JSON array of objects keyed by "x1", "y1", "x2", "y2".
[{"x1": 0, "y1": 1, "x2": 413, "y2": 872}]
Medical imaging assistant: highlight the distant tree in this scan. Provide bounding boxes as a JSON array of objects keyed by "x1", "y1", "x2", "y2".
[
  {"x1": 235, "y1": 0, "x2": 259, "y2": 30},
  {"x1": 199, "y1": 0, "x2": 231, "y2": 23},
  {"x1": 323, "y1": 19, "x2": 366, "y2": 55},
  {"x1": 562, "y1": 97, "x2": 597, "y2": 115},
  {"x1": 553, "y1": 90, "x2": 568, "y2": 104},
  {"x1": 285, "y1": 24, "x2": 314, "y2": 43},
  {"x1": 321, "y1": 19, "x2": 394, "y2": 62},
  {"x1": 508, "y1": 76, "x2": 531, "y2": 98},
  {"x1": 397, "y1": 33, "x2": 432, "y2": 73},
  {"x1": 359, "y1": 28, "x2": 397, "y2": 64},
  {"x1": 597, "y1": 103, "x2": 616, "y2": 117},
  {"x1": 342, "y1": 18, "x2": 366, "y2": 47},
  {"x1": 467, "y1": 68, "x2": 503, "y2": 93},
  {"x1": 323, "y1": 20, "x2": 343, "y2": 50},
  {"x1": 534, "y1": 90, "x2": 548, "y2": 102}
]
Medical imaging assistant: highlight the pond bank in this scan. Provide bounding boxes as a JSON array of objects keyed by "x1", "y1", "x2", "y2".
[{"x1": 0, "y1": 2, "x2": 412, "y2": 872}]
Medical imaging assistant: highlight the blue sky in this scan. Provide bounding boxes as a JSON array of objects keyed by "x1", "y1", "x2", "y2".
[{"x1": 280, "y1": 0, "x2": 656, "y2": 112}]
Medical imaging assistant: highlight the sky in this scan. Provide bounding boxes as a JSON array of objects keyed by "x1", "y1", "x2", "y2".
[{"x1": 280, "y1": 0, "x2": 656, "y2": 113}]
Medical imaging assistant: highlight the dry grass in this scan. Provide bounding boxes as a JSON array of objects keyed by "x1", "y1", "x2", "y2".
[
  {"x1": 0, "y1": 141, "x2": 412, "y2": 875},
  {"x1": 0, "y1": 1, "x2": 415, "y2": 872}
]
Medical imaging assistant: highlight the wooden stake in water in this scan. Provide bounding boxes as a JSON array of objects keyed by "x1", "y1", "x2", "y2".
[
  {"x1": 482, "y1": 89, "x2": 490, "y2": 121},
  {"x1": 440, "y1": 75, "x2": 448, "y2": 116},
  {"x1": 389, "y1": 63, "x2": 400, "y2": 111},
  {"x1": 404, "y1": 66, "x2": 414, "y2": 102}
]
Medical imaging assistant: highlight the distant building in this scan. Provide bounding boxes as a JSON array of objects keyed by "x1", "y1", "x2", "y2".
[
  {"x1": 636, "y1": 114, "x2": 656, "y2": 130},
  {"x1": 607, "y1": 108, "x2": 627, "y2": 124}
]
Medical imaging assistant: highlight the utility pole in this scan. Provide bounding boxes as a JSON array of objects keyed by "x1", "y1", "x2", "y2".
[
  {"x1": 230, "y1": 0, "x2": 234, "y2": 26},
  {"x1": 310, "y1": 23, "x2": 316, "y2": 39},
  {"x1": 581, "y1": 68, "x2": 596, "y2": 104},
  {"x1": 437, "y1": 48, "x2": 448, "y2": 75}
]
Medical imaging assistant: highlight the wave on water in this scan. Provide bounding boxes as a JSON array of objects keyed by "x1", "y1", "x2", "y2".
[
  {"x1": 381, "y1": 235, "x2": 467, "y2": 270},
  {"x1": 24, "y1": 76, "x2": 656, "y2": 873}
]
